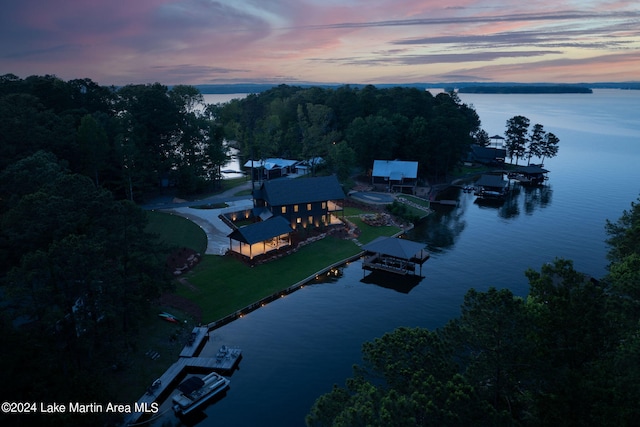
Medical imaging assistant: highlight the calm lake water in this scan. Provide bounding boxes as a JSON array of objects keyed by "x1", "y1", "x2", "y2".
[{"x1": 162, "y1": 90, "x2": 640, "y2": 427}]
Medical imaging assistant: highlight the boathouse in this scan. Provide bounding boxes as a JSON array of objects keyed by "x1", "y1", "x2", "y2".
[
  {"x1": 362, "y1": 236, "x2": 430, "y2": 276},
  {"x1": 509, "y1": 165, "x2": 549, "y2": 185},
  {"x1": 474, "y1": 174, "x2": 509, "y2": 200}
]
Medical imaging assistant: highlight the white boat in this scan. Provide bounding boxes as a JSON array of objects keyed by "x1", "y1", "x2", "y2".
[{"x1": 172, "y1": 372, "x2": 230, "y2": 416}]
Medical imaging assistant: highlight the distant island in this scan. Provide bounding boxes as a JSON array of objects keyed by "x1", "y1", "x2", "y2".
[
  {"x1": 458, "y1": 85, "x2": 593, "y2": 94},
  {"x1": 189, "y1": 82, "x2": 639, "y2": 94}
]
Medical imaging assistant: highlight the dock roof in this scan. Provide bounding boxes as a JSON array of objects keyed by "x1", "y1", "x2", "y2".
[
  {"x1": 476, "y1": 174, "x2": 508, "y2": 189},
  {"x1": 515, "y1": 165, "x2": 549, "y2": 174},
  {"x1": 362, "y1": 236, "x2": 429, "y2": 262}
]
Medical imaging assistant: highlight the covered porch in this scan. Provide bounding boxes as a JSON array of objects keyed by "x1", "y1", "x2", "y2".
[{"x1": 228, "y1": 217, "x2": 293, "y2": 260}]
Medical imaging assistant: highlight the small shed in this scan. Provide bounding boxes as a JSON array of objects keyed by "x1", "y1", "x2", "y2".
[{"x1": 362, "y1": 236, "x2": 430, "y2": 276}]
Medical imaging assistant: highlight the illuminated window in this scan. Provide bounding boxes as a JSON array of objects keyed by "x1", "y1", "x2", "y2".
[
  {"x1": 307, "y1": 203, "x2": 312, "y2": 211},
  {"x1": 308, "y1": 216, "x2": 313, "y2": 224},
  {"x1": 322, "y1": 202, "x2": 327, "y2": 209},
  {"x1": 281, "y1": 206, "x2": 287, "y2": 214},
  {"x1": 296, "y1": 217, "x2": 302, "y2": 224},
  {"x1": 294, "y1": 205, "x2": 299, "y2": 212}
]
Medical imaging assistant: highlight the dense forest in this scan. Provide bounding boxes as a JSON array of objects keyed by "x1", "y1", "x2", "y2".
[
  {"x1": 307, "y1": 199, "x2": 640, "y2": 426},
  {"x1": 0, "y1": 74, "x2": 221, "y2": 425},
  {"x1": 0, "y1": 73, "x2": 228, "y2": 200},
  {"x1": 213, "y1": 84, "x2": 482, "y2": 181}
]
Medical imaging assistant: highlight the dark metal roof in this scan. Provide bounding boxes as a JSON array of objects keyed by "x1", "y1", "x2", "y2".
[
  {"x1": 469, "y1": 145, "x2": 507, "y2": 161},
  {"x1": 362, "y1": 236, "x2": 429, "y2": 262},
  {"x1": 257, "y1": 175, "x2": 344, "y2": 206},
  {"x1": 228, "y1": 216, "x2": 292, "y2": 245},
  {"x1": 515, "y1": 165, "x2": 549, "y2": 174},
  {"x1": 476, "y1": 174, "x2": 508, "y2": 189}
]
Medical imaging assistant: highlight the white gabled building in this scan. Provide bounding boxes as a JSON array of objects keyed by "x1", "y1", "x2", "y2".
[{"x1": 371, "y1": 160, "x2": 419, "y2": 193}]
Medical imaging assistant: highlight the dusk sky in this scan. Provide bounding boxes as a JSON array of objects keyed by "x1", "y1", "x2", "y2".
[{"x1": 2, "y1": 0, "x2": 639, "y2": 86}]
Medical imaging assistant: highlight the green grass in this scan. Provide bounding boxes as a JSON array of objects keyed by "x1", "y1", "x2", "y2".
[
  {"x1": 147, "y1": 205, "x2": 402, "y2": 323},
  {"x1": 180, "y1": 237, "x2": 363, "y2": 321},
  {"x1": 234, "y1": 189, "x2": 253, "y2": 197},
  {"x1": 146, "y1": 211, "x2": 208, "y2": 254},
  {"x1": 397, "y1": 194, "x2": 430, "y2": 208},
  {"x1": 112, "y1": 306, "x2": 194, "y2": 403},
  {"x1": 344, "y1": 206, "x2": 403, "y2": 244},
  {"x1": 219, "y1": 176, "x2": 250, "y2": 192}
]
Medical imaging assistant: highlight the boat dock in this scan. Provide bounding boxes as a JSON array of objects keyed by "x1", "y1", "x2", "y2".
[
  {"x1": 125, "y1": 327, "x2": 241, "y2": 426},
  {"x1": 179, "y1": 326, "x2": 208, "y2": 357},
  {"x1": 361, "y1": 236, "x2": 430, "y2": 277}
]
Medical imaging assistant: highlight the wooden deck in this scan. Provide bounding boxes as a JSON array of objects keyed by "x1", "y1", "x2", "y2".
[
  {"x1": 362, "y1": 254, "x2": 417, "y2": 276},
  {"x1": 125, "y1": 340, "x2": 242, "y2": 426},
  {"x1": 179, "y1": 326, "x2": 208, "y2": 357}
]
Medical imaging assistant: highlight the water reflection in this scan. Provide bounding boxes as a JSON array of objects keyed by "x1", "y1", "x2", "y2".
[
  {"x1": 408, "y1": 195, "x2": 467, "y2": 253},
  {"x1": 360, "y1": 270, "x2": 423, "y2": 294},
  {"x1": 474, "y1": 183, "x2": 553, "y2": 220},
  {"x1": 409, "y1": 180, "x2": 554, "y2": 252},
  {"x1": 523, "y1": 184, "x2": 553, "y2": 214}
]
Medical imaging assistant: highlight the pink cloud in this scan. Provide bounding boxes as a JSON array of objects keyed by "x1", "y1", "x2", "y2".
[{"x1": 1, "y1": 0, "x2": 639, "y2": 85}]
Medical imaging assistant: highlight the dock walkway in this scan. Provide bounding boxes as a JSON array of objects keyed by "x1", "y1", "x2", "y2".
[
  {"x1": 179, "y1": 326, "x2": 208, "y2": 357},
  {"x1": 125, "y1": 328, "x2": 241, "y2": 426}
]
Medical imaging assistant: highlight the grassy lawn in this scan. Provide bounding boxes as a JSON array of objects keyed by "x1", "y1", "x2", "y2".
[
  {"x1": 146, "y1": 211, "x2": 208, "y2": 254},
  {"x1": 179, "y1": 236, "x2": 363, "y2": 322},
  {"x1": 112, "y1": 306, "x2": 194, "y2": 403},
  {"x1": 397, "y1": 194, "x2": 430, "y2": 207},
  {"x1": 344, "y1": 206, "x2": 403, "y2": 244},
  {"x1": 147, "y1": 204, "x2": 403, "y2": 323}
]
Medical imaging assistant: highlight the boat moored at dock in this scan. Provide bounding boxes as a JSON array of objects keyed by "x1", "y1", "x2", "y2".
[{"x1": 172, "y1": 372, "x2": 230, "y2": 416}]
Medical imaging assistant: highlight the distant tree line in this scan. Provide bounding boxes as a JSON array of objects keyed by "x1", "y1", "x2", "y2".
[
  {"x1": 212, "y1": 85, "x2": 482, "y2": 181},
  {"x1": 307, "y1": 197, "x2": 640, "y2": 426},
  {"x1": 459, "y1": 85, "x2": 592, "y2": 94}
]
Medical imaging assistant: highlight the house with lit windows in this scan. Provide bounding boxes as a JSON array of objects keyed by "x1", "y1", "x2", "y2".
[
  {"x1": 252, "y1": 175, "x2": 345, "y2": 230},
  {"x1": 227, "y1": 175, "x2": 345, "y2": 260}
]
